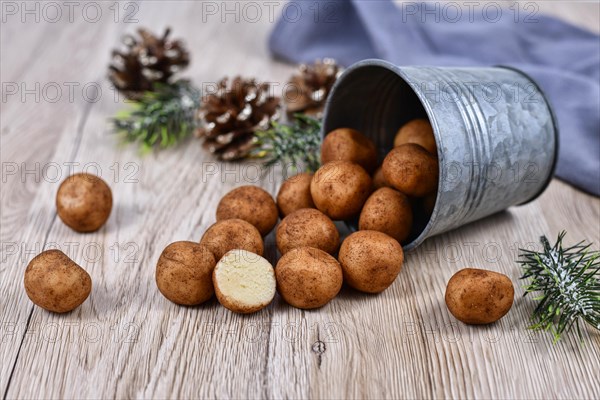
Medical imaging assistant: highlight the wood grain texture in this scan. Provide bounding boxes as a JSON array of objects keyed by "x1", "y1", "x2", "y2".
[{"x1": 1, "y1": 2, "x2": 599, "y2": 399}]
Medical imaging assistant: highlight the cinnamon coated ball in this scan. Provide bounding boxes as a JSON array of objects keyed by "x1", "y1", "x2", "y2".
[
  {"x1": 276, "y1": 173, "x2": 315, "y2": 217},
  {"x1": 382, "y1": 144, "x2": 439, "y2": 197},
  {"x1": 338, "y1": 231, "x2": 404, "y2": 293},
  {"x1": 372, "y1": 166, "x2": 389, "y2": 190},
  {"x1": 321, "y1": 127, "x2": 378, "y2": 173},
  {"x1": 276, "y1": 208, "x2": 339, "y2": 255},
  {"x1": 156, "y1": 241, "x2": 216, "y2": 306},
  {"x1": 310, "y1": 161, "x2": 372, "y2": 220},
  {"x1": 216, "y1": 185, "x2": 278, "y2": 236},
  {"x1": 200, "y1": 219, "x2": 264, "y2": 260},
  {"x1": 276, "y1": 247, "x2": 343, "y2": 309},
  {"x1": 394, "y1": 119, "x2": 437, "y2": 156},
  {"x1": 24, "y1": 250, "x2": 92, "y2": 313},
  {"x1": 359, "y1": 187, "x2": 413, "y2": 244},
  {"x1": 56, "y1": 173, "x2": 112, "y2": 232},
  {"x1": 445, "y1": 268, "x2": 514, "y2": 324}
]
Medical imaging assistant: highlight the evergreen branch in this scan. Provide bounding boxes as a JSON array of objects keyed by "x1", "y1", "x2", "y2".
[
  {"x1": 111, "y1": 80, "x2": 200, "y2": 152},
  {"x1": 518, "y1": 231, "x2": 600, "y2": 342},
  {"x1": 250, "y1": 114, "x2": 322, "y2": 172}
]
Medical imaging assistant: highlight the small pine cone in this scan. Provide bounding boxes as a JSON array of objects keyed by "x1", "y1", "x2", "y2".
[
  {"x1": 284, "y1": 58, "x2": 343, "y2": 118},
  {"x1": 108, "y1": 27, "x2": 190, "y2": 100},
  {"x1": 196, "y1": 77, "x2": 280, "y2": 161}
]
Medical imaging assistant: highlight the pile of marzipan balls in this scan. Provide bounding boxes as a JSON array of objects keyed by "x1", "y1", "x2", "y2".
[
  {"x1": 23, "y1": 119, "x2": 441, "y2": 315},
  {"x1": 155, "y1": 118, "x2": 439, "y2": 313}
]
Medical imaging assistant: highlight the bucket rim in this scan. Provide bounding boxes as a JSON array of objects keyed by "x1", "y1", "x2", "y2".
[{"x1": 323, "y1": 59, "x2": 442, "y2": 250}]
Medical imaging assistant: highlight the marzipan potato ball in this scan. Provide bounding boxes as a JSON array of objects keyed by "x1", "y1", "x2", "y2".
[
  {"x1": 276, "y1": 173, "x2": 315, "y2": 217},
  {"x1": 276, "y1": 247, "x2": 343, "y2": 309},
  {"x1": 372, "y1": 166, "x2": 389, "y2": 190},
  {"x1": 213, "y1": 249, "x2": 276, "y2": 313},
  {"x1": 276, "y1": 208, "x2": 339, "y2": 255},
  {"x1": 394, "y1": 118, "x2": 437, "y2": 156},
  {"x1": 24, "y1": 250, "x2": 92, "y2": 313},
  {"x1": 155, "y1": 241, "x2": 216, "y2": 306},
  {"x1": 338, "y1": 231, "x2": 404, "y2": 293},
  {"x1": 216, "y1": 185, "x2": 278, "y2": 236},
  {"x1": 310, "y1": 161, "x2": 372, "y2": 220},
  {"x1": 445, "y1": 268, "x2": 514, "y2": 325},
  {"x1": 359, "y1": 188, "x2": 413, "y2": 243},
  {"x1": 56, "y1": 172, "x2": 112, "y2": 232},
  {"x1": 321, "y1": 127, "x2": 378, "y2": 173},
  {"x1": 382, "y1": 143, "x2": 439, "y2": 197},
  {"x1": 200, "y1": 219, "x2": 264, "y2": 260}
]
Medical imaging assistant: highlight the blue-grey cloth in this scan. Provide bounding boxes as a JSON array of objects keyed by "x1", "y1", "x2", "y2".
[{"x1": 269, "y1": 1, "x2": 600, "y2": 196}]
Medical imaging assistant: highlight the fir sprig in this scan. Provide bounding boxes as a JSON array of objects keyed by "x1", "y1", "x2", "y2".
[
  {"x1": 251, "y1": 114, "x2": 322, "y2": 172},
  {"x1": 518, "y1": 231, "x2": 600, "y2": 342},
  {"x1": 112, "y1": 80, "x2": 200, "y2": 152}
]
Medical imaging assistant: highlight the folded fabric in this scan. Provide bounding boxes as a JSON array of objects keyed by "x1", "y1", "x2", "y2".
[{"x1": 269, "y1": 0, "x2": 600, "y2": 196}]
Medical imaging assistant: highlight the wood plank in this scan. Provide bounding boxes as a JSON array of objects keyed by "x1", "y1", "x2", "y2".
[
  {"x1": 538, "y1": 180, "x2": 600, "y2": 244},
  {"x1": 0, "y1": 12, "x2": 130, "y2": 393},
  {"x1": 4, "y1": 2, "x2": 291, "y2": 398},
  {"x1": 2, "y1": 1, "x2": 599, "y2": 399}
]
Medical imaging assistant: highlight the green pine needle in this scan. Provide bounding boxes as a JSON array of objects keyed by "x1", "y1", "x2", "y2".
[
  {"x1": 251, "y1": 114, "x2": 322, "y2": 172},
  {"x1": 112, "y1": 80, "x2": 200, "y2": 151},
  {"x1": 518, "y1": 231, "x2": 600, "y2": 342}
]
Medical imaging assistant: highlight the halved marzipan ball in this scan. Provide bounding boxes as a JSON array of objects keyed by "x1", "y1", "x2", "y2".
[
  {"x1": 445, "y1": 268, "x2": 514, "y2": 325},
  {"x1": 276, "y1": 208, "x2": 339, "y2": 255},
  {"x1": 321, "y1": 127, "x2": 378, "y2": 173},
  {"x1": 382, "y1": 143, "x2": 438, "y2": 197},
  {"x1": 338, "y1": 231, "x2": 404, "y2": 293},
  {"x1": 372, "y1": 166, "x2": 389, "y2": 190},
  {"x1": 155, "y1": 241, "x2": 216, "y2": 306},
  {"x1": 24, "y1": 250, "x2": 92, "y2": 313},
  {"x1": 359, "y1": 187, "x2": 413, "y2": 244},
  {"x1": 276, "y1": 247, "x2": 343, "y2": 309},
  {"x1": 276, "y1": 173, "x2": 315, "y2": 217},
  {"x1": 310, "y1": 161, "x2": 372, "y2": 220},
  {"x1": 213, "y1": 249, "x2": 276, "y2": 313},
  {"x1": 216, "y1": 185, "x2": 278, "y2": 236},
  {"x1": 200, "y1": 219, "x2": 264, "y2": 260},
  {"x1": 394, "y1": 119, "x2": 437, "y2": 156},
  {"x1": 56, "y1": 172, "x2": 112, "y2": 232}
]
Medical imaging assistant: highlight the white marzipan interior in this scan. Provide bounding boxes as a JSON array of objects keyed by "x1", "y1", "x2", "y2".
[{"x1": 215, "y1": 249, "x2": 276, "y2": 306}]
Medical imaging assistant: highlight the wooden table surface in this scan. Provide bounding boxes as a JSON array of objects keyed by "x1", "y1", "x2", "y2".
[{"x1": 1, "y1": 2, "x2": 599, "y2": 399}]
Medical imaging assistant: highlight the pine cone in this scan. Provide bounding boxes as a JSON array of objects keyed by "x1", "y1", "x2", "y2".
[
  {"x1": 109, "y1": 28, "x2": 190, "y2": 100},
  {"x1": 196, "y1": 77, "x2": 280, "y2": 161},
  {"x1": 284, "y1": 58, "x2": 343, "y2": 118}
]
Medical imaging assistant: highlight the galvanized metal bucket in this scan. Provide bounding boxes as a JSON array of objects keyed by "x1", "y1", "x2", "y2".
[{"x1": 322, "y1": 59, "x2": 558, "y2": 251}]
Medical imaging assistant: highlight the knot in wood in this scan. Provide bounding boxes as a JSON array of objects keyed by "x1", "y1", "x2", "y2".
[{"x1": 311, "y1": 340, "x2": 326, "y2": 355}]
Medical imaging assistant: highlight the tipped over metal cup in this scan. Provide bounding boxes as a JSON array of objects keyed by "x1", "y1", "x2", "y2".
[{"x1": 322, "y1": 59, "x2": 558, "y2": 251}]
